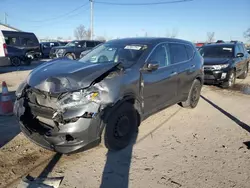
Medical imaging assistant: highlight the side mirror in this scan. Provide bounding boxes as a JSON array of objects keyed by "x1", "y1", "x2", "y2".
[
  {"x1": 236, "y1": 53, "x2": 244, "y2": 58},
  {"x1": 141, "y1": 62, "x2": 159, "y2": 72}
]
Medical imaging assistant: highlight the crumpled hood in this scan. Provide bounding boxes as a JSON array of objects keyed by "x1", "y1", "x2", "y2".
[
  {"x1": 27, "y1": 59, "x2": 119, "y2": 93},
  {"x1": 204, "y1": 57, "x2": 231, "y2": 65}
]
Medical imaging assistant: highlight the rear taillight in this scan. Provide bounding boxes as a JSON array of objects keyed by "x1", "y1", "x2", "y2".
[{"x1": 3, "y1": 43, "x2": 8, "y2": 56}]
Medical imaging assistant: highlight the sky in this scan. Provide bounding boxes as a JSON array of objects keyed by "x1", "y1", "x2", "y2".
[{"x1": 0, "y1": 0, "x2": 249, "y2": 42}]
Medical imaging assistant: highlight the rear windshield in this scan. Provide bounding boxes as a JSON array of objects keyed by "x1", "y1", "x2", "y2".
[{"x1": 200, "y1": 45, "x2": 234, "y2": 58}]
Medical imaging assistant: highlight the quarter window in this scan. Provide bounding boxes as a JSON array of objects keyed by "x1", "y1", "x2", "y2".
[
  {"x1": 5, "y1": 37, "x2": 18, "y2": 46},
  {"x1": 169, "y1": 43, "x2": 189, "y2": 64},
  {"x1": 20, "y1": 37, "x2": 35, "y2": 46},
  {"x1": 148, "y1": 44, "x2": 170, "y2": 68}
]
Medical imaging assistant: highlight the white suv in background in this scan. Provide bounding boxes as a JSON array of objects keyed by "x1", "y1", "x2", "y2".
[{"x1": 0, "y1": 30, "x2": 10, "y2": 66}]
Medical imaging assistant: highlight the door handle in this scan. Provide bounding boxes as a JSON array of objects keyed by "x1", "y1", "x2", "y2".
[
  {"x1": 170, "y1": 72, "x2": 177, "y2": 77},
  {"x1": 190, "y1": 64, "x2": 195, "y2": 68}
]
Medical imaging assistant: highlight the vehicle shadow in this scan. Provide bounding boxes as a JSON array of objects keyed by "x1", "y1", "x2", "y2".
[
  {"x1": 100, "y1": 133, "x2": 138, "y2": 188},
  {"x1": 201, "y1": 95, "x2": 250, "y2": 133},
  {"x1": 243, "y1": 141, "x2": 250, "y2": 149},
  {"x1": 0, "y1": 59, "x2": 49, "y2": 74},
  {"x1": 0, "y1": 91, "x2": 20, "y2": 148}
]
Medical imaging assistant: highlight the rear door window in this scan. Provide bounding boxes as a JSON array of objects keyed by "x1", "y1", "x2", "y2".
[{"x1": 169, "y1": 43, "x2": 189, "y2": 64}]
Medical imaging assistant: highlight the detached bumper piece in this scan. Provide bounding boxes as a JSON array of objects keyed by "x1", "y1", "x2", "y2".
[
  {"x1": 14, "y1": 98, "x2": 102, "y2": 154},
  {"x1": 17, "y1": 175, "x2": 63, "y2": 188}
]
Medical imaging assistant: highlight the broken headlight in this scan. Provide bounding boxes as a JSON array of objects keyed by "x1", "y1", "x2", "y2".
[
  {"x1": 57, "y1": 90, "x2": 101, "y2": 109},
  {"x1": 15, "y1": 80, "x2": 27, "y2": 98}
]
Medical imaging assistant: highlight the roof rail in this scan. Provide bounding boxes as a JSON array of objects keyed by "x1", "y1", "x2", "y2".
[{"x1": 230, "y1": 40, "x2": 243, "y2": 44}]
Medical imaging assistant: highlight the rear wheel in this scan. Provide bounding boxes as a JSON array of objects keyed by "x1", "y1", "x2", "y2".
[
  {"x1": 65, "y1": 53, "x2": 75, "y2": 60},
  {"x1": 238, "y1": 64, "x2": 248, "y2": 79},
  {"x1": 222, "y1": 70, "x2": 236, "y2": 88},
  {"x1": 102, "y1": 102, "x2": 137, "y2": 151},
  {"x1": 180, "y1": 79, "x2": 202, "y2": 109},
  {"x1": 10, "y1": 57, "x2": 21, "y2": 66}
]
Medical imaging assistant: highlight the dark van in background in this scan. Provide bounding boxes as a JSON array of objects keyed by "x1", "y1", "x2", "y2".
[
  {"x1": 1, "y1": 31, "x2": 41, "y2": 66},
  {"x1": 49, "y1": 40, "x2": 104, "y2": 60}
]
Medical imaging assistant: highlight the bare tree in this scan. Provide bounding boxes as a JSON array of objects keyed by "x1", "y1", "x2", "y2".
[
  {"x1": 207, "y1": 32, "x2": 215, "y2": 43},
  {"x1": 244, "y1": 28, "x2": 250, "y2": 40},
  {"x1": 74, "y1": 25, "x2": 91, "y2": 40},
  {"x1": 166, "y1": 28, "x2": 178, "y2": 38}
]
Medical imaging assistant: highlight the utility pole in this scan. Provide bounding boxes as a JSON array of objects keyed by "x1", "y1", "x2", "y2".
[
  {"x1": 90, "y1": 0, "x2": 94, "y2": 40},
  {"x1": 4, "y1": 12, "x2": 8, "y2": 25}
]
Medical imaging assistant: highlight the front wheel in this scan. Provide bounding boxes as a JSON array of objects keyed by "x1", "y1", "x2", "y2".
[
  {"x1": 180, "y1": 79, "x2": 202, "y2": 109},
  {"x1": 65, "y1": 53, "x2": 75, "y2": 60},
  {"x1": 221, "y1": 70, "x2": 236, "y2": 89},
  {"x1": 102, "y1": 102, "x2": 137, "y2": 151}
]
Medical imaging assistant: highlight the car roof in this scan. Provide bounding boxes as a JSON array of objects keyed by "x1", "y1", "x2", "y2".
[
  {"x1": 203, "y1": 43, "x2": 235, "y2": 47},
  {"x1": 106, "y1": 37, "x2": 192, "y2": 45},
  {"x1": 2, "y1": 30, "x2": 35, "y2": 36}
]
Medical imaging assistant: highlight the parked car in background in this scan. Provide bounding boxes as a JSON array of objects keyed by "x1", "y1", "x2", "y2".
[
  {"x1": 200, "y1": 41, "x2": 249, "y2": 88},
  {"x1": 0, "y1": 30, "x2": 9, "y2": 66},
  {"x1": 49, "y1": 40, "x2": 103, "y2": 60},
  {"x1": 0, "y1": 30, "x2": 41, "y2": 66},
  {"x1": 14, "y1": 37, "x2": 204, "y2": 153},
  {"x1": 247, "y1": 47, "x2": 250, "y2": 54},
  {"x1": 40, "y1": 42, "x2": 67, "y2": 58}
]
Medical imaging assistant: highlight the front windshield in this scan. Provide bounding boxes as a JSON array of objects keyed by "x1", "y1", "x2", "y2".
[
  {"x1": 79, "y1": 43, "x2": 147, "y2": 64},
  {"x1": 65, "y1": 41, "x2": 78, "y2": 47},
  {"x1": 200, "y1": 45, "x2": 234, "y2": 58}
]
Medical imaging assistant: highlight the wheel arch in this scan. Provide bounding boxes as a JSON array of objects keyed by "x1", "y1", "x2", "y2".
[{"x1": 104, "y1": 94, "x2": 142, "y2": 127}]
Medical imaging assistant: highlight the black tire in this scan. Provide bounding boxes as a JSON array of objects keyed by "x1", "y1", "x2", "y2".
[
  {"x1": 238, "y1": 64, "x2": 248, "y2": 79},
  {"x1": 10, "y1": 57, "x2": 21, "y2": 66},
  {"x1": 180, "y1": 79, "x2": 202, "y2": 109},
  {"x1": 65, "y1": 53, "x2": 75, "y2": 60},
  {"x1": 221, "y1": 70, "x2": 236, "y2": 89},
  {"x1": 102, "y1": 102, "x2": 137, "y2": 151}
]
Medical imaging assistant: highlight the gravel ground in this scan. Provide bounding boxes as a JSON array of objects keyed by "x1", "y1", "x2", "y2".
[{"x1": 0, "y1": 65, "x2": 249, "y2": 188}]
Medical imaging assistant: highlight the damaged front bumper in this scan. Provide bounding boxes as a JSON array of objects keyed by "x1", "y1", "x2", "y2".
[{"x1": 14, "y1": 96, "x2": 104, "y2": 154}]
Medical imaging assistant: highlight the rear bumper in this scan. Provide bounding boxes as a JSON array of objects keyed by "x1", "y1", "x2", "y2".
[
  {"x1": 14, "y1": 98, "x2": 103, "y2": 154},
  {"x1": 0, "y1": 56, "x2": 11, "y2": 66}
]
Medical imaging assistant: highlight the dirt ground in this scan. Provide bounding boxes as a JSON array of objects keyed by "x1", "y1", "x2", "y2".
[{"x1": 0, "y1": 65, "x2": 250, "y2": 188}]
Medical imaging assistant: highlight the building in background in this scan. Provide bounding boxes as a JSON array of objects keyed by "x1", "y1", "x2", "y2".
[{"x1": 0, "y1": 23, "x2": 21, "y2": 32}]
